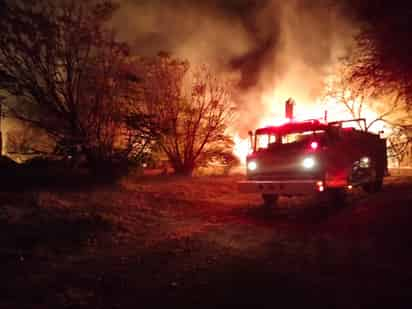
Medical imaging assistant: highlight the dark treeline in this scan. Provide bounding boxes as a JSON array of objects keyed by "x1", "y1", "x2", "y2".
[{"x1": 0, "y1": 0, "x2": 237, "y2": 176}]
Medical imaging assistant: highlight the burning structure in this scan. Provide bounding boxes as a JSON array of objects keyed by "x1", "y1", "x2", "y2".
[{"x1": 0, "y1": 0, "x2": 410, "y2": 171}]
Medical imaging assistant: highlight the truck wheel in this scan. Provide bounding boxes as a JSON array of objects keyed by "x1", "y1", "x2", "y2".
[
  {"x1": 363, "y1": 164, "x2": 384, "y2": 193},
  {"x1": 362, "y1": 182, "x2": 373, "y2": 193},
  {"x1": 363, "y1": 177, "x2": 383, "y2": 193},
  {"x1": 325, "y1": 188, "x2": 346, "y2": 208},
  {"x1": 262, "y1": 194, "x2": 278, "y2": 208},
  {"x1": 374, "y1": 177, "x2": 383, "y2": 192}
]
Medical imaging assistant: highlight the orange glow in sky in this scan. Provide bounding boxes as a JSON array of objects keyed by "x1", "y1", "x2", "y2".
[{"x1": 233, "y1": 84, "x2": 391, "y2": 164}]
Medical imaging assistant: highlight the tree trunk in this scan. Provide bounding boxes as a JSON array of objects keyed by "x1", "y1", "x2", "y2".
[
  {"x1": 171, "y1": 160, "x2": 195, "y2": 176},
  {"x1": 0, "y1": 104, "x2": 2, "y2": 155}
]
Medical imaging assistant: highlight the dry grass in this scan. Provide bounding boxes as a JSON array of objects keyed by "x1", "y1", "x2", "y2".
[{"x1": 1, "y1": 172, "x2": 412, "y2": 307}]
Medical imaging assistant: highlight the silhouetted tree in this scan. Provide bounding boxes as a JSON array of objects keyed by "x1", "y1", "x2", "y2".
[
  {"x1": 348, "y1": 1, "x2": 412, "y2": 106},
  {"x1": 387, "y1": 126, "x2": 412, "y2": 167},
  {"x1": 0, "y1": 0, "x2": 151, "y2": 170},
  {"x1": 323, "y1": 65, "x2": 412, "y2": 166},
  {"x1": 323, "y1": 66, "x2": 403, "y2": 131},
  {"x1": 137, "y1": 54, "x2": 236, "y2": 176}
]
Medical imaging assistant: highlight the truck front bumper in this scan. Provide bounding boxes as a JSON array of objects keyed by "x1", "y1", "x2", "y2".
[{"x1": 238, "y1": 179, "x2": 323, "y2": 196}]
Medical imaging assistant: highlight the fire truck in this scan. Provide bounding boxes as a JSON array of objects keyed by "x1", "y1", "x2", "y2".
[{"x1": 238, "y1": 100, "x2": 388, "y2": 207}]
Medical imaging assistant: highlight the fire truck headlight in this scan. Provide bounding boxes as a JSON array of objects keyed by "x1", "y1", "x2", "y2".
[
  {"x1": 247, "y1": 161, "x2": 258, "y2": 171},
  {"x1": 302, "y1": 157, "x2": 316, "y2": 169},
  {"x1": 360, "y1": 156, "x2": 370, "y2": 168}
]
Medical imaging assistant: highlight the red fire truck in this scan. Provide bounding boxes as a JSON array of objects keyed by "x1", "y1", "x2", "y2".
[{"x1": 239, "y1": 102, "x2": 388, "y2": 207}]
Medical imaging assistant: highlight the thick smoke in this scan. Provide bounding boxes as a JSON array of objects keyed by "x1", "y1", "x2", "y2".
[
  {"x1": 239, "y1": 0, "x2": 357, "y2": 133},
  {"x1": 111, "y1": 0, "x2": 357, "y2": 135},
  {"x1": 111, "y1": 0, "x2": 254, "y2": 68}
]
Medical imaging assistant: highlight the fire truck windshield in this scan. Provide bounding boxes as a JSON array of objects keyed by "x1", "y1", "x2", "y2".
[{"x1": 255, "y1": 130, "x2": 326, "y2": 151}]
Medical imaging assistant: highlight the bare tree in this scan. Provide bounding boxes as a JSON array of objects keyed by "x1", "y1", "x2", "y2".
[
  {"x1": 386, "y1": 126, "x2": 412, "y2": 167},
  {"x1": 323, "y1": 67, "x2": 403, "y2": 131},
  {"x1": 0, "y1": 0, "x2": 151, "y2": 169},
  {"x1": 322, "y1": 66, "x2": 412, "y2": 166},
  {"x1": 344, "y1": 1, "x2": 412, "y2": 166},
  {"x1": 347, "y1": 1, "x2": 412, "y2": 107},
  {"x1": 137, "y1": 54, "x2": 236, "y2": 176}
]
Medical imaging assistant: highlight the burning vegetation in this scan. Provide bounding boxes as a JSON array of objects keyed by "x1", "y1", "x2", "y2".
[
  {"x1": 2, "y1": 2, "x2": 412, "y2": 308},
  {"x1": 0, "y1": 0, "x2": 411, "y2": 174}
]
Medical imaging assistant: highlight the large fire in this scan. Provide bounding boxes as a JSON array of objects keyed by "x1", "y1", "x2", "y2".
[{"x1": 233, "y1": 85, "x2": 391, "y2": 164}]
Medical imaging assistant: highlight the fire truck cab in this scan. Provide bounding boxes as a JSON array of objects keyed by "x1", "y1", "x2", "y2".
[{"x1": 238, "y1": 117, "x2": 388, "y2": 207}]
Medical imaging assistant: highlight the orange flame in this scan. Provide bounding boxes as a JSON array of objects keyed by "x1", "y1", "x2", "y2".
[{"x1": 233, "y1": 84, "x2": 391, "y2": 164}]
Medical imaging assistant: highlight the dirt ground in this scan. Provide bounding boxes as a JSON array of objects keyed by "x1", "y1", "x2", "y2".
[{"x1": 1, "y1": 172, "x2": 412, "y2": 308}]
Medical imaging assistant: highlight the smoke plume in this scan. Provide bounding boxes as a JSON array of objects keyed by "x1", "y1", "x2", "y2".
[{"x1": 111, "y1": 0, "x2": 357, "y2": 135}]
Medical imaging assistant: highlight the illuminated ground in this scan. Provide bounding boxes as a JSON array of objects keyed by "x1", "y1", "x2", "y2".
[{"x1": 1, "y1": 172, "x2": 412, "y2": 308}]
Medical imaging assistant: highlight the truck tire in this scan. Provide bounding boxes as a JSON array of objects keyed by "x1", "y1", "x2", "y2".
[
  {"x1": 374, "y1": 177, "x2": 383, "y2": 192},
  {"x1": 362, "y1": 182, "x2": 373, "y2": 193},
  {"x1": 363, "y1": 177, "x2": 383, "y2": 193},
  {"x1": 325, "y1": 188, "x2": 346, "y2": 208},
  {"x1": 362, "y1": 165, "x2": 383, "y2": 193},
  {"x1": 262, "y1": 194, "x2": 278, "y2": 208}
]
